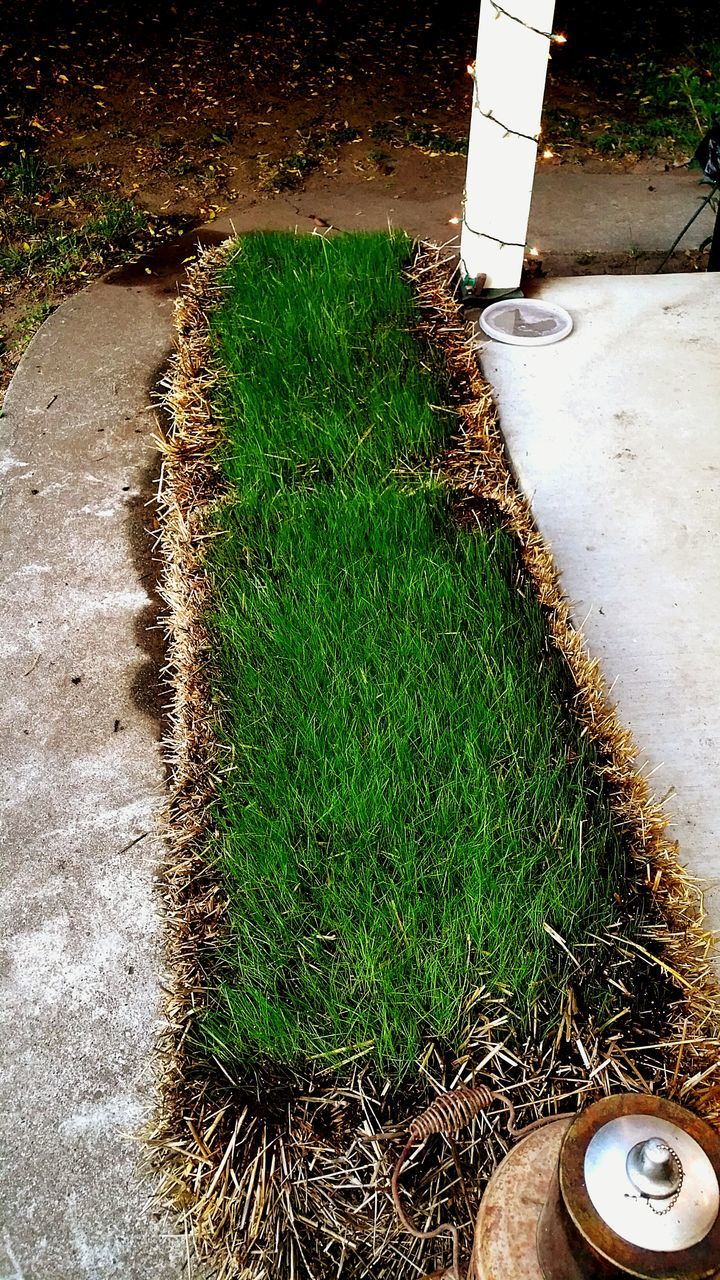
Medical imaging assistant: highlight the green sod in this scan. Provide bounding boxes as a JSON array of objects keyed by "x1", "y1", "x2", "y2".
[{"x1": 199, "y1": 230, "x2": 630, "y2": 1077}]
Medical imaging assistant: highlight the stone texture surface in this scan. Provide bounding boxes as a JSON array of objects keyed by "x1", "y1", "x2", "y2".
[{"x1": 529, "y1": 167, "x2": 716, "y2": 252}]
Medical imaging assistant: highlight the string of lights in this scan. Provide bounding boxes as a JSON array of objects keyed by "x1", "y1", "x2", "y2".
[
  {"x1": 467, "y1": 65, "x2": 540, "y2": 145},
  {"x1": 478, "y1": 107, "x2": 540, "y2": 144},
  {"x1": 489, "y1": 1, "x2": 567, "y2": 45},
  {"x1": 462, "y1": 214, "x2": 528, "y2": 250}
]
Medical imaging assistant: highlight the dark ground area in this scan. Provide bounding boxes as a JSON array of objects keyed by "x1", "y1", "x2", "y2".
[{"x1": 2, "y1": 0, "x2": 719, "y2": 387}]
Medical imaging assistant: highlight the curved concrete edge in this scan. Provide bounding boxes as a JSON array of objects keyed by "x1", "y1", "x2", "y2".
[{"x1": 0, "y1": 280, "x2": 185, "y2": 1277}]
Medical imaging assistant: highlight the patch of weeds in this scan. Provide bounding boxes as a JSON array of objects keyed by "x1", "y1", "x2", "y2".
[
  {"x1": 0, "y1": 146, "x2": 191, "y2": 392},
  {"x1": 0, "y1": 146, "x2": 150, "y2": 289},
  {"x1": 626, "y1": 52, "x2": 720, "y2": 153},
  {"x1": 554, "y1": 40, "x2": 720, "y2": 160},
  {"x1": 591, "y1": 117, "x2": 678, "y2": 157},
  {"x1": 258, "y1": 123, "x2": 361, "y2": 192},
  {"x1": 0, "y1": 203, "x2": 36, "y2": 239},
  {"x1": 2, "y1": 149, "x2": 49, "y2": 198},
  {"x1": 541, "y1": 107, "x2": 587, "y2": 147},
  {"x1": 361, "y1": 147, "x2": 394, "y2": 177},
  {"x1": 368, "y1": 120, "x2": 397, "y2": 145},
  {"x1": 169, "y1": 157, "x2": 198, "y2": 178},
  {"x1": 371, "y1": 117, "x2": 467, "y2": 156},
  {"x1": 0, "y1": 195, "x2": 148, "y2": 286},
  {"x1": 406, "y1": 124, "x2": 467, "y2": 156},
  {"x1": 364, "y1": 147, "x2": 394, "y2": 176}
]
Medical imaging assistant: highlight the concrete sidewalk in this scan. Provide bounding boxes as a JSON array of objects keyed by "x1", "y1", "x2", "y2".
[
  {"x1": 529, "y1": 166, "x2": 716, "y2": 254},
  {"x1": 1, "y1": 165, "x2": 718, "y2": 1277},
  {"x1": 0, "y1": 283, "x2": 183, "y2": 1278},
  {"x1": 200, "y1": 157, "x2": 717, "y2": 260},
  {"x1": 479, "y1": 273, "x2": 720, "y2": 933}
]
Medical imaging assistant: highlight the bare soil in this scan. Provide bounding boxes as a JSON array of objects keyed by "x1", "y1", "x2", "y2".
[{"x1": 0, "y1": 0, "x2": 712, "y2": 393}]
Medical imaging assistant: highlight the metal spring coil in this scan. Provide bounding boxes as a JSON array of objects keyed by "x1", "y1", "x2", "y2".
[
  {"x1": 391, "y1": 1085, "x2": 515, "y2": 1280},
  {"x1": 408, "y1": 1085, "x2": 497, "y2": 1143}
]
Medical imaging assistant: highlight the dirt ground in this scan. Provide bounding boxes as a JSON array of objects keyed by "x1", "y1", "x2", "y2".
[{"x1": 0, "y1": 0, "x2": 713, "y2": 392}]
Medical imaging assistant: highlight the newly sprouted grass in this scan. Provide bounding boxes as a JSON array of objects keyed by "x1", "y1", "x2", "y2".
[{"x1": 200, "y1": 231, "x2": 632, "y2": 1078}]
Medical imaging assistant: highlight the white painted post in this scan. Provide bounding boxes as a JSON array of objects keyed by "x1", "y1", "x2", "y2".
[{"x1": 460, "y1": 0, "x2": 557, "y2": 292}]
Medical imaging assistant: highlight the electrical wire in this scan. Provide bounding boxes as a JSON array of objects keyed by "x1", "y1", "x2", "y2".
[{"x1": 489, "y1": 0, "x2": 564, "y2": 43}]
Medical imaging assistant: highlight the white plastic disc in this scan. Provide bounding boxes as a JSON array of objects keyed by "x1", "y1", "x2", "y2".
[{"x1": 479, "y1": 298, "x2": 573, "y2": 346}]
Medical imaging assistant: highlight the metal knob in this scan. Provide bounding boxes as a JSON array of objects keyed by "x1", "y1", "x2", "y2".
[{"x1": 626, "y1": 1138, "x2": 682, "y2": 1200}]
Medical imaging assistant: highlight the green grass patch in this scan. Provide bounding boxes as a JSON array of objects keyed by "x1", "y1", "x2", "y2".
[
  {"x1": 0, "y1": 189, "x2": 147, "y2": 285},
  {"x1": 545, "y1": 38, "x2": 720, "y2": 159},
  {"x1": 370, "y1": 117, "x2": 468, "y2": 157},
  {"x1": 0, "y1": 151, "x2": 153, "y2": 295},
  {"x1": 198, "y1": 231, "x2": 633, "y2": 1078}
]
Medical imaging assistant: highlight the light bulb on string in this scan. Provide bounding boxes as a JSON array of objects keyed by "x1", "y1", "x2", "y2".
[
  {"x1": 488, "y1": 3, "x2": 569, "y2": 48},
  {"x1": 448, "y1": 216, "x2": 460, "y2": 226}
]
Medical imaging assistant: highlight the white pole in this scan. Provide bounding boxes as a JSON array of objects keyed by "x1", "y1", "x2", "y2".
[{"x1": 460, "y1": 0, "x2": 557, "y2": 292}]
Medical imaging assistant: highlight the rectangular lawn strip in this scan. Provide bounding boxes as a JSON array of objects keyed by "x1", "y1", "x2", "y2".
[{"x1": 197, "y1": 229, "x2": 634, "y2": 1078}]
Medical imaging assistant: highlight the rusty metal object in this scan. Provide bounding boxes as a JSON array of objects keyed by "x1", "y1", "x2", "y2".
[
  {"x1": 407, "y1": 1085, "x2": 510, "y2": 1142},
  {"x1": 538, "y1": 1094, "x2": 720, "y2": 1280},
  {"x1": 392, "y1": 1086, "x2": 516, "y2": 1280},
  {"x1": 471, "y1": 1117, "x2": 572, "y2": 1280}
]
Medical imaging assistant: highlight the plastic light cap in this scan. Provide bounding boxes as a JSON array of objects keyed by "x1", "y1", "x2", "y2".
[{"x1": 479, "y1": 298, "x2": 573, "y2": 346}]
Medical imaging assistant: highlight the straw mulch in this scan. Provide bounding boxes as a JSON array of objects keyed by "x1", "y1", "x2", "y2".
[{"x1": 148, "y1": 237, "x2": 720, "y2": 1280}]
